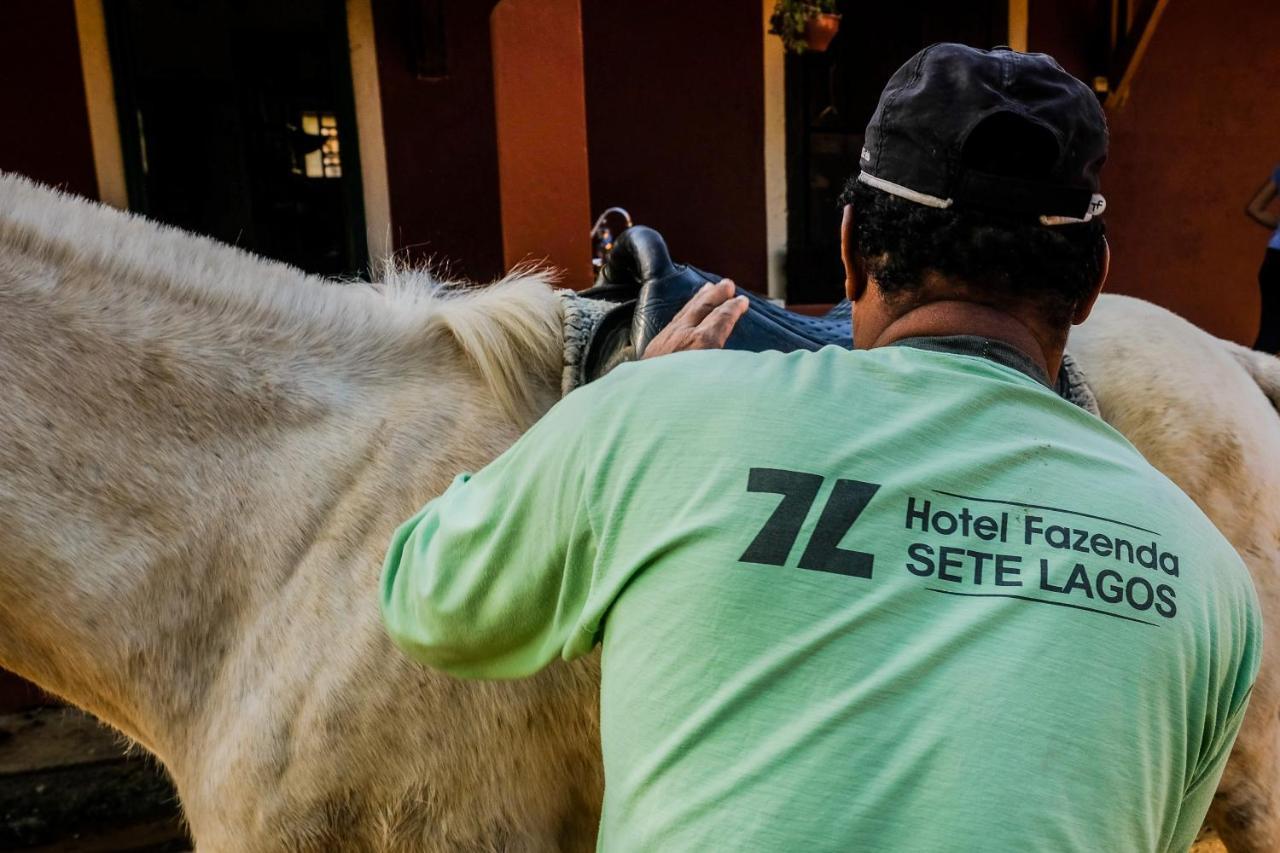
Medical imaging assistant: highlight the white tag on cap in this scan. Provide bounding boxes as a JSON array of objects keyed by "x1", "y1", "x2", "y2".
[{"x1": 1040, "y1": 193, "x2": 1106, "y2": 226}]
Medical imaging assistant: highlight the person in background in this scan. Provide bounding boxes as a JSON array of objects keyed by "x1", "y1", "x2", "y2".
[{"x1": 1245, "y1": 166, "x2": 1280, "y2": 352}]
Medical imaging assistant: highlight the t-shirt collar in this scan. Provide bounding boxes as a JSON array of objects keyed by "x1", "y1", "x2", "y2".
[{"x1": 887, "y1": 335, "x2": 1052, "y2": 387}]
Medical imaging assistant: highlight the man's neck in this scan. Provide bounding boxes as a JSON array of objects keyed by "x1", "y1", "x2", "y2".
[{"x1": 868, "y1": 300, "x2": 1064, "y2": 380}]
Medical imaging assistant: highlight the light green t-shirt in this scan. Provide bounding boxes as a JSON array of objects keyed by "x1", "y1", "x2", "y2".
[{"x1": 381, "y1": 342, "x2": 1261, "y2": 852}]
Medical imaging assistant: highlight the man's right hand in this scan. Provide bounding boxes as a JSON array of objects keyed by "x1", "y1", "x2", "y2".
[{"x1": 641, "y1": 279, "x2": 749, "y2": 359}]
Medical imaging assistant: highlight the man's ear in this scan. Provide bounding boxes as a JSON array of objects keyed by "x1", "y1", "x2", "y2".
[
  {"x1": 841, "y1": 204, "x2": 868, "y2": 302},
  {"x1": 1071, "y1": 237, "x2": 1110, "y2": 325}
]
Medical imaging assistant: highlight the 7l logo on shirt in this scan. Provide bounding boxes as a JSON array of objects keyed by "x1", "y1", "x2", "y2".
[{"x1": 738, "y1": 468, "x2": 882, "y2": 578}]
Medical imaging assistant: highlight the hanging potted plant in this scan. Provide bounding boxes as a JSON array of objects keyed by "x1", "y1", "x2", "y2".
[{"x1": 769, "y1": 0, "x2": 842, "y2": 54}]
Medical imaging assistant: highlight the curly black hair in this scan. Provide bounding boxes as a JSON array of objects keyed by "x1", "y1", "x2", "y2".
[{"x1": 838, "y1": 178, "x2": 1107, "y2": 327}]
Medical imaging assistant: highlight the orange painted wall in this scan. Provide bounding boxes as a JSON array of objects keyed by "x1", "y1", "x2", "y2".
[
  {"x1": 1091, "y1": 0, "x2": 1280, "y2": 343},
  {"x1": 490, "y1": 0, "x2": 593, "y2": 288}
]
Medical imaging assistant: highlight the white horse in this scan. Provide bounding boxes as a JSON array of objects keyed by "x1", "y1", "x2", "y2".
[{"x1": 0, "y1": 172, "x2": 1277, "y2": 851}]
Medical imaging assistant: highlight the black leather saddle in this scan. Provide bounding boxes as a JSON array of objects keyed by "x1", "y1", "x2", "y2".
[
  {"x1": 579, "y1": 226, "x2": 851, "y2": 383},
  {"x1": 576, "y1": 224, "x2": 1096, "y2": 413}
]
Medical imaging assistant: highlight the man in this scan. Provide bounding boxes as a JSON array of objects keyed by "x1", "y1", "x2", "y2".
[
  {"x1": 1245, "y1": 163, "x2": 1280, "y2": 352},
  {"x1": 382, "y1": 45, "x2": 1260, "y2": 850}
]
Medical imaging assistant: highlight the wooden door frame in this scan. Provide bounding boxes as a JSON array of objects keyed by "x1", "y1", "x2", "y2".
[
  {"x1": 346, "y1": 0, "x2": 392, "y2": 266},
  {"x1": 1008, "y1": 0, "x2": 1029, "y2": 52},
  {"x1": 763, "y1": 0, "x2": 787, "y2": 300},
  {"x1": 74, "y1": 0, "x2": 128, "y2": 208}
]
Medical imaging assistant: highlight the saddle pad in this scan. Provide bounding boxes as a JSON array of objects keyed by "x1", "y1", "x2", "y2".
[
  {"x1": 559, "y1": 291, "x2": 616, "y2": 396},
  {"x1": 1058, "y1": 350, "x2": 1100, "y2": 416}
]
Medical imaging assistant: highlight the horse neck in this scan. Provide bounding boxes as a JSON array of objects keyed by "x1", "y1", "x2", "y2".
[{"x1": 0, "y1": 230, "x2": 564, "y2": 765}]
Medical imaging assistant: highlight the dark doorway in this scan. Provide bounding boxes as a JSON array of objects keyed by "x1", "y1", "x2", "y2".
[
  {"x1": 104, "y1": 0, "x2": 368, "y2": 278},
  {"x1": 784, "y1": 1, "x2": 1007, "y2": 303}
]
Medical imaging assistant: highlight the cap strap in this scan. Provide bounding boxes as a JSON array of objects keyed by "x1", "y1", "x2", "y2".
[
  {"x1": 857, "y1": 172, "x2": 954, "y2": 209},
  {"x1": 860, "y1": 171, "x2": 1105, "y2": 228}
]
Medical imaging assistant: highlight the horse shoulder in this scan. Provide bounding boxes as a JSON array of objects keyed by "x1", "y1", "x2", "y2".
[{"x1": 1069, "y1": 295, "x2": 1280, "y2": 544}]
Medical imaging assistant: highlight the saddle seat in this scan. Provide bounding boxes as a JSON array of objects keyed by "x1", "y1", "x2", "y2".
[{"x1": 584, "y1": 226, "x2": 850, "y2": 364}]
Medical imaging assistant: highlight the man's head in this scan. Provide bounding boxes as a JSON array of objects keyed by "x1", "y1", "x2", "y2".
[{"x1": 841, "y1": 44, "x2": 1110, "y2": 354}]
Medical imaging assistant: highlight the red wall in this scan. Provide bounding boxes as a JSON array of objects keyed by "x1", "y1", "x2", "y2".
[
  {"x1": 1034, "y1": 0, "x2": 1280, "y2": 343},
  {"x1": 372, "y1": 0, "x2": 505, "y2": 282},
  {"x1": 581, "y1": 2, "x2": 768, "y2": 292},
  {"x1": 0, "y1": 0, "x2": 94, "y2": 713},
  {"x1": 0, "y1": 0, "x2": 98, "y2": 198},
  {"x1": 1104, "y1": 0, "x2": 1280, "y2": 343},
  {"x1": 1027, "y1": 0, "x2": 1107, "y2": 82}
]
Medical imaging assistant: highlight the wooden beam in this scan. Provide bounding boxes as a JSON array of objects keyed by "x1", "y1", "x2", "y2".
[{"x1": 1108, "y1": 0, "x2": 1170, "y2": 110}]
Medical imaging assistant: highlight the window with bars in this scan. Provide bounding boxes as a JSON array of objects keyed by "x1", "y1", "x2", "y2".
[{"x1": 293, "y1": 111, "x2": 342, "y2": 179}]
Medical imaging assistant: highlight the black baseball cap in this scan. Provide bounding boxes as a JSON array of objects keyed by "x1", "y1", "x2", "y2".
[{"x1": 857, "y1": 43, "x2": 1108, "y2": 226}]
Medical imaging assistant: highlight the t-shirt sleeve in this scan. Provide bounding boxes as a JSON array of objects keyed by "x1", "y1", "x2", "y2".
[
  {"x1": 379, "y1": 384, "x2": 608, "y2": 680},
  {"x1": 1167, "y1": 696, "x2": 1251, "y2": 852},
  {"x1": 1167, "y1": 554, "x2": 1263, "y2": 852}
]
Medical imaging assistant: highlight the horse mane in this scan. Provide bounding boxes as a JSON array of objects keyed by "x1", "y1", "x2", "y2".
[{"x1": 0, "y1": 171, "x2": 564, "y2": 421}]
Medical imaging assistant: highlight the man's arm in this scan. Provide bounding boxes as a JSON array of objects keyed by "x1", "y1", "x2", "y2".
[
  {"x1": 1168, "y1": 696, "x2": 1251, "y2": 851},
  {"x1": 380, "y1": 389, "x2": 603, "y2": 680},
  {"x1": 1168, "y1": 570, "x2": 1263, "y2": 851},
  {"x1": 1246, "y1": 178, "x2": 1279, "y2": 229},
  {"x1": 381, "y1": 279, "x2": 748, "y2": 680}
]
